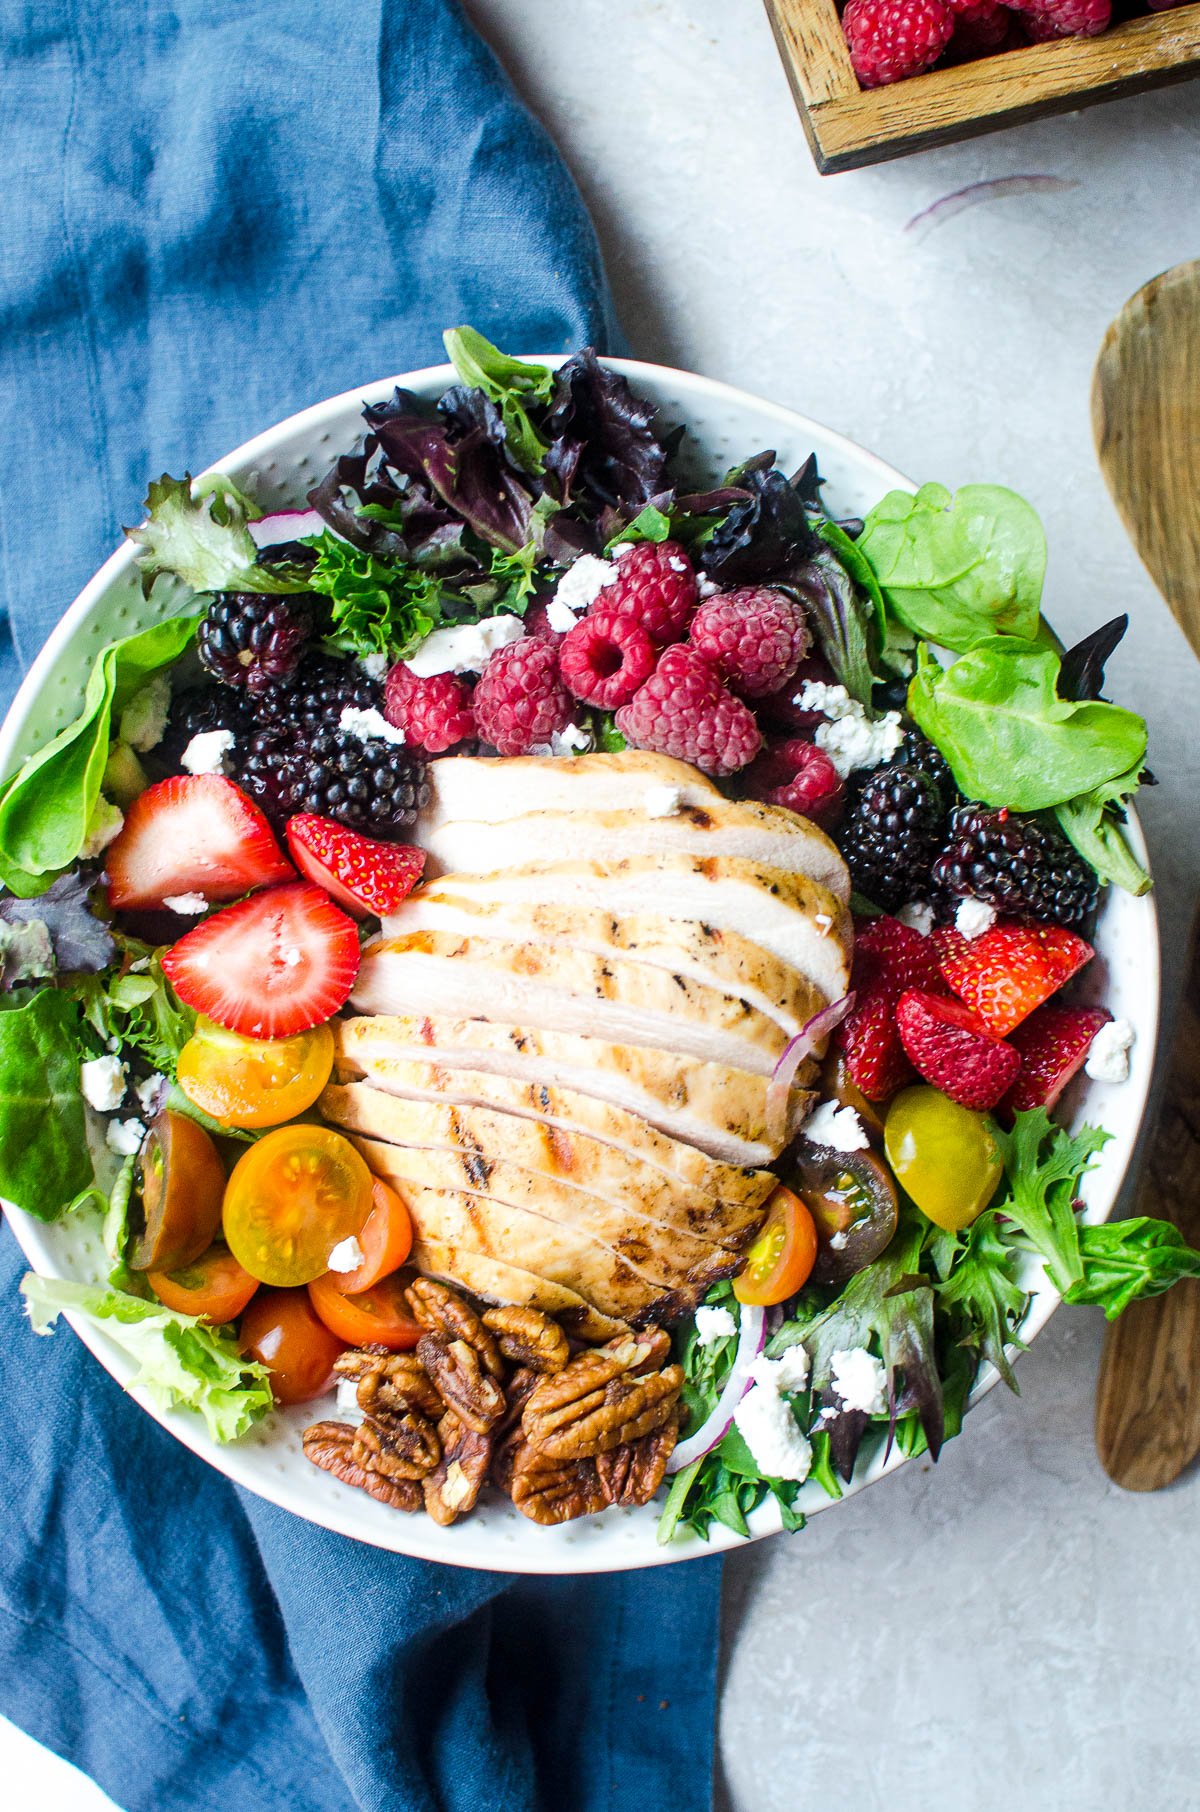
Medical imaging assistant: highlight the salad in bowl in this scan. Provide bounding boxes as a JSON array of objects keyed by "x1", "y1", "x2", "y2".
[{"x1": 0, "y1": 332, "x2": 1193, "y2": 1562}]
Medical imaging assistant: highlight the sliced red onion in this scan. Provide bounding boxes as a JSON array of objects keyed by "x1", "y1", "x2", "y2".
[
  {"x1": 765, "y1": 992, "x2": 855, "y2": 1147},
  {"x1": 248, "y1": 508, "x2": 329, "y2": 548},
  {"x1": 666, "y1": 1302, "x2": 766, "y2": 1474}
]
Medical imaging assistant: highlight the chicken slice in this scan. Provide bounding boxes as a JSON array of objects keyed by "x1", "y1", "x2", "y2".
[
  {"x1": 418, "y1": 750, "x2": 720, "y2": 834},
  {"x1": 420, "y1": 799, "x2": 849, "y2": 902},
  {"x1": 351, "y1": 931, "x2": 793, "y2": 1077},
  {"x1": 330, "y1": 1029, "x2": 775, "y2": 1205},
  {"x1": 322, "y1": 1081, "x2": 766, "y2": 1245},
  {"x1": 382, "y1": 895, "x2": 826, "y2": 1041},
  {"x1": 416, "y1": 855, "x2": 852, "y2": 1002},
  {"x1": 410, "y1": 1238, "x2": 627, "y2": 1342},
  {"x1": 335, "y1": 1014, "x2": 810, "y2": 1167}
]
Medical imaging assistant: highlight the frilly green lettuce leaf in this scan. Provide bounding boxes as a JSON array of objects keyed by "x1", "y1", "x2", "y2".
[{"x1": 127, "y1": 474, "x2": 310, "y2": 598}]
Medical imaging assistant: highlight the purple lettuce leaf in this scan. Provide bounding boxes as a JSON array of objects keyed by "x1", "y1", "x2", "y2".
[{"x1": 544, "y1": 348, "x2": 671, "y2": 510}]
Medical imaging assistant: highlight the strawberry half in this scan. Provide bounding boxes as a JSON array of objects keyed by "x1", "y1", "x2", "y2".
[
  {"x1": 106, "y1": 776, "x2": 293, "y2": 910},
  {"x1": 895, "y1": 988, "x2": 1021, "y2": 1112},
  {"x1": 937, "y1": 922, "x2": 1093, "y2": 1038},
  {"x1": 161, "y1": 882, "x2": 360, "y2": 1037},
  {"x1": 840, "y1": 916, "x2": 947, "y2": 1101},
  {"x1": 285, "y1": 815, "x2": 425, "y2": 919},
  {"x1": 1001, "y1": 1004, "x2": 1112, "y2": 1117}
]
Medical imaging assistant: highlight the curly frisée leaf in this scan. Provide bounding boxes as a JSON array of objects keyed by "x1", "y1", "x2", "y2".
[
  {"x1": 20, "y1": 1274, "x2": 273, "y2": 1442},
  {"x1": 128, "y1": 475, "x2": 311, "y2": 598}
]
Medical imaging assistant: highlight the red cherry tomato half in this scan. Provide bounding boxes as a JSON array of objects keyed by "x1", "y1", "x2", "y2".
[
  {"x1": 239, "y1": 1287, "x2": 345, "y2": 1404},
  {"x1": 307, "y1": 1270, "x2": 423, "y2": 1351},
  {"x1": 147, "y1": 1244, "x2": 259, "y2": 1323},
  {"x1": 326, "y1": 1178, "x2": 414, "y2": 1294},
  {"x1": 733, "y1": 1185, "x2": 819, "y2": 1307}
]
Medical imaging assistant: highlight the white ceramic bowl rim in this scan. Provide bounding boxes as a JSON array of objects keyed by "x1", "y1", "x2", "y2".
[{"x1": 0, "y1": 357, "x2": 1160, "y2": 1573}]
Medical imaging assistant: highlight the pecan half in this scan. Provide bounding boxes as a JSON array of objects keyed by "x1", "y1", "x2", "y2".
[
  {"x1": 423, "y1": 1410, "x2": 493, "y2": 1526},
  {"x1": 481, "y1": 1305, "x2": 570, "y2": 1374},
  {"x1": 417, "y1": 1333, "x2": 506, "y2": 1434},
  {"x1": 595, "y1": 1415, "x2": 680, "y2": 1507},
  {"x1": 302, "y1": 1421, "x2": 422, "y2": 1512},
  {"x1": 522, "y1": 1347, "x2": 683, "y2": 1460},
  {"x1": 338, "y1": 1352, "x2": 444, "y2": 1421},
  {"x1": 509, "y1": 1447, "x2": 609, "y2": 1525},
  {"x1": 353, "y1": 1412, "x2": 441, "y2": 1480},
  {"x1": 405, "y1": 1278, "x2": 503, "y2": 1379}
]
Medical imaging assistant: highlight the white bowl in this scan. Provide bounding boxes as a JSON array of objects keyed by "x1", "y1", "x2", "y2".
[{"x1": 0, "y1": 359, "x2": 1159, "y2": 1574}]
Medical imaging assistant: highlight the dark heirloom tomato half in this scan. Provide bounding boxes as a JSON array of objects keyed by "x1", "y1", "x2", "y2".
[
  {"x1": 789, "y1": 1143, "x2": 899, "y2": 1287},
  {"x1": 240, "y1": 1288, "x2": 345, "y2": 1404},
  {"x1": 128, "y1": 1110, "x2": 226, "y2": 1272}
]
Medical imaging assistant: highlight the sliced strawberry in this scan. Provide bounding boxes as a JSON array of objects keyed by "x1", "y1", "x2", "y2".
[
  {"x1": 285, "y1": 815, "x2": 425, "y2": 919},
  {"x1": 895, "y1": 988, "x2": 1021, "y2": 1112},
  {"x1": 937, "y1": 922, "x2": 1093, "y2": 1038},
  {"x1": 1001, "y1": 1004, "x2": 1112, "y2": 1117},
  {"x1": 839, "y1": 916, "x2": 947, "y2": 1102},
  {"x1": 106, "y1": 776, "x2": 293, "y2": 910},
  {"x1": 161, "y1": 882, "x2": 359, "y2": 1037}
]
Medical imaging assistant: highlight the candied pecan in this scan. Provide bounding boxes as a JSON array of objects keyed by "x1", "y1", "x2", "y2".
[
  {"x1": 405, "y1": 1278, "x2": 503, "y2": 1378},
  {"x1": 345, "y1": 1354, "x2": 444, "y2": 1421},
  {"x1": 605, "y1": 1327, "x2": 671, "y2": 1374},
  {"x1": 423, "y1": 1410, "x2": 493, "y2": 1526},
  {"x1": 522, "y1": 1348, "x2": 683, "y2": 1460},
  {"x1": 417, "y1": 1334, "x2": 506, "y2": 1434},
  {"x1": 509, "y1": 1447, "x2": 609, "y2": 1525},
  {"x1": 302, "y1": 1421, "x2": 422, "y2": 1512},
  {"x1": 481, "y1": 1305, "x2": 570, "y2": 1374},
  {"x1": 595, "y1": 1414, "x2": 680, "y2": 1507},
  {"x1": 497, "y1": 1365, "x2": 541, "y2": 1436},
  {"x1": 353, "y1": 1412, "x2": 441, "y2": 1480}
]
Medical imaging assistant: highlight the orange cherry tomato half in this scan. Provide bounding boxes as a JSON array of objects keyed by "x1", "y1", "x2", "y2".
[
  {"x1": 176, "y1": 1017, "x2": 334, "y2": 1129},
  {"x1": 325, "y1": 1179, "x2": 413, "y2": 1294},
  {"x1": 239, "y1": 1287, "x2": 345, "y2": 1404},
  {"x1": 148, "y1": 1244, "x2": 260, "y2": 1322},
  {"x1": 222, "y1": 1123, "x2": 374, "y2": 1287},
  {"x1": 307, "y1": 1270, "x2": 423, "y2": 1351},
  {"x1": 733, "y1": 1185, "x2": 819, "y2": 1307}
]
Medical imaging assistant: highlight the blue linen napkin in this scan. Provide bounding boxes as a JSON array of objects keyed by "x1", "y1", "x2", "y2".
[{"x1": 0, "y1": 4, "x2": 725, "y2": 1808}]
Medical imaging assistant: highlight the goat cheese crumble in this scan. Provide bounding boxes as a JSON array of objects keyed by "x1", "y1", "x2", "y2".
[
  {"x1": 1084, "y1": 1017, "x2": 1135, "y2": 1084},
  {"x1": 339, "y1": 705, "x2": 407, "y2": 745},
  {"x1": 549, "y1": 554, "x2": 617, "y2": 619},
  {"x1": 81, "y1": 1054, "x2": 126, "y2": 1113},
  {"x1": 335, "y1": 1379, "x2": 365, "y2": 1423},
  {"x1": 358, "y1": 651, "x2": 390, "y2": 681},
  {"x1": 405, "y1": 615, "x2": 526, "y2": 678},
  {"x1": 118, "y1": 674, "x2": 171, "y2": 753},
  {"x1": 734, "y1": 1353, "x2": 813, "y2": 1482},
  {"x1": 796, "y1": 681, "x2": 904, "y2": 778},
  {"x1": 897, "y1": 901, "x2": 934, "y2": 937},
  {"x1": 830, "y1": 1347, "x2": 888, "y2": 1416},
  {"x1": 181, "y1": 727, "x2": 236, "y2": 775},
  {"x1": 696, "y1": 572, "x2": 719, "y2": 599},
  {"x1": 803, "y1": 1099, "x2": 869, "y2": 1153},
  {"x1": 106, "y1": 1117, "x2": 147, "y2": 1157},
  {"x1": 327, "y1": 1237, "x2": 365, "y2": 1274},
  {"x1": 135, "y1": 1073, "x2": 166, "y2": 1118},
  {"x1": 955, "y1": 897, "x2": 997, "y2": 940},
  {"x1": 694, "y1": 1304, "x2": 737, "y2": 1346},
  {"x1": 644, "y1": 785, "x2": 684, "y2": 819},
  {"x1": 749, "y1": 1344, "x2": 811, "y2": 1393},
  {"x1": 163, "y1": 892, "x2": 208, "y2": 916}
]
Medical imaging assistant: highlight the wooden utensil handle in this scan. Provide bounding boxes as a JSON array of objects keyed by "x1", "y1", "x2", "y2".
[{"x1": 1095, "y1": 910, "x2": 1200, "y2": 1488}]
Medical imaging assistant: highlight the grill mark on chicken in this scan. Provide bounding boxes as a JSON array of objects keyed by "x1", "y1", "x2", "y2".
[{"x1": 682, "y1": 806, "x2": 713, "y2": 829}]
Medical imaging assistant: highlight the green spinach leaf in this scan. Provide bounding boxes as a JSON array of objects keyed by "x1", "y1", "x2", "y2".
[
  {"x1": 1066, "y1": 1219, "x2": 1200, "y2": 1319},
  {"x1": 857, "y1": 482, "x2": 1046, "y2": 650},
  {"x1": 0, "y1": 989, "x2": 92, "y2": 1217}
]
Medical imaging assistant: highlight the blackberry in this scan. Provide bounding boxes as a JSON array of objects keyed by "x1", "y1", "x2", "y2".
[
  {"x1": 197, "y1": 592, "x2": 314, "y2": 694},
  {"x1": 238, "y1": 721, "x2": 427, "y2": 837},
  {"x1": 158, "y1": 684, "x2": 252, "y2": 770},
  {"x1": 932, "y1": 806, "x2": 1098, "y2": 932},
  {"x1": 256, "y1": 651, "x2": 376, "y2": 733},
  {"x1": 837, "y1": 764, "x2": 945, "y2": 910},
  {"x1": 896, "y1": 729, "x2": 957, "y2": 809}
]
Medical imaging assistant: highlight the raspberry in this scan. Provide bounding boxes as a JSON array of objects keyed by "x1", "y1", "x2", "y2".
[
  {"x1": 1010, "y1": 0, "x2": 1110, "y2": 31},
  {"x1": 942, "y1": 0, "x2": 1012, "y2": 53},
  {"x1": 384, "y1": 664, "x2": 476, "y2": 755},
  {"x1": 472, "y1": 638, "x2": 574, "y2": 758},
  {"x1": 842, "y1": 0, "x2": 954, "y2": 85},
  {"x1": 594, "y1": 540, "x2": 698, "y2": 646},
  {"x1": 559, "y1": 607, "x2": 656, "y2": 710},
  {"x1": 614, "y1": 645, "x2": 761, "y2": 778},
  {"x1": 741, "y1": 739, "x2": 845, "y2": 830},
  {"x1": 688, "y1": 587, "x2": 812, "y2": 699}
]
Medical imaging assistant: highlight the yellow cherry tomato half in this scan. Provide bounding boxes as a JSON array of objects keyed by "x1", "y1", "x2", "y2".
[
  {"x1": 176, "y1": 1017, "x2": 335, "y2": 1129},
  {"x1": 222, "y1": 1124, "x2": 374, "y2": 1286},
  {"x1": 733, "y1": 1185, "x2": 819, "y2": 1307},
  {"x1": 884, "y1": 1084, "x2": 1003, "y2": 1232}
]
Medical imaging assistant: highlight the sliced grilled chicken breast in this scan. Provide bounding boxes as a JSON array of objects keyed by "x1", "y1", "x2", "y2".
[
  {"x1": 330, "y1": 1032, "x2": 775, "y2": 1205},
  {"x1": 411, "y1": 1238, "x2": 627, "y2": 1342},
  {"x1": 382, "y1": 895, "x2": 826, "y2": 1041},
  {"x1": 416, "y1": 856, "x2": 852, "y2": 1002},
  {"x1": 420, "y1": 799, "x2": 849, "y2": 901},
  {"x1": 418, "y1": 750, "x2": 720, "y2": 834},
  {"x1": 322, "y1": 1082, "x2": 767, "y2": 1245},
  {"x1": 335, "y1": 1014, "x2": 808, "y2": 1166},
  {"x1": 383, "y1": 1182, "x2": 709, "y2": 1322},
  {"x1": 351, "y1": 931, "x2": 791, "y2": 1076}
]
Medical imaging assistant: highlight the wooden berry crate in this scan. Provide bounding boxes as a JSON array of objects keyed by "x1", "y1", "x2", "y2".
[{"x1": 763, "y1": 0, "x2": 1200, "y2": 172}]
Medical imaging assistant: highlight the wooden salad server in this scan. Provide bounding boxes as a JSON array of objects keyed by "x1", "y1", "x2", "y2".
[{"x1": 1091, "y1": 260, "x2": 1200, "y2": 1491}]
